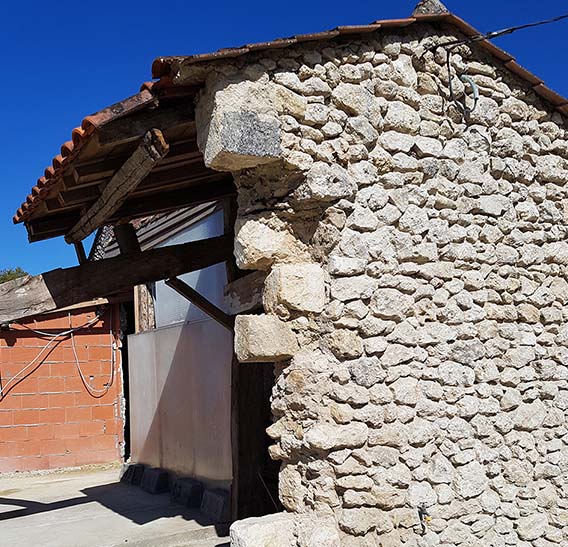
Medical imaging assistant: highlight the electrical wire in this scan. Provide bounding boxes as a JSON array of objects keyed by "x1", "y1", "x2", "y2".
[
  {"x1": 436, "y1": 12, "x2": 568, "y2": 116},
  {"x1": 0, "y1": 308, "x2": 115, "y2": 400},
  {"x1": 438, "y1": 12, "x2": 568, "y2": 50},
  {"x1": 0, "y1": 313, "x2": 103, "y2": 397},
  {"x1": 69, "y1": 309, "x2": 116, "y2": 398},
  {"x1": 0, "y1": 334, "x2": 66, "y2": 398},
  {"x1": 14, "y1": 313, "x2": 102, "y2": 338}
]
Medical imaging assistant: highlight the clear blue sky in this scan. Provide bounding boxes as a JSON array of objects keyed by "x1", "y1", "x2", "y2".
[{"x1": 1, "y1": 0, "x2": 567, "y2": 275}]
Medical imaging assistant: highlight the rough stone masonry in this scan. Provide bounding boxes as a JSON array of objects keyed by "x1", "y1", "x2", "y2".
[{"x1": 189, "y1": 19, "x2": 567, "y2": 547}]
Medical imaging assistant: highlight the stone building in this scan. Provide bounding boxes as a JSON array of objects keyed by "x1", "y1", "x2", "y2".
[{"x1": 8, "y1": 0, "x2": 568, "y2": 545}]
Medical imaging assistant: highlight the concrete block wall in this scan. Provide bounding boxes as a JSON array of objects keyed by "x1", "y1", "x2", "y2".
[{"x1": 0, "y1": 306, "x2": 124, "y2": 473}]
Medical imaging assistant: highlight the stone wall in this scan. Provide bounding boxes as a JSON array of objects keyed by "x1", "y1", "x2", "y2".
[{"x1": 194, "y1": 23, "x2": 568, "y2": 547}]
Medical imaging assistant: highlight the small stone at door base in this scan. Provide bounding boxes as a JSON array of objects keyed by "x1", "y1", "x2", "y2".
[
  {"x1": 120, "y1": 463, "x2": 145, "y2": 486},
  {"x1": 171, "y1": 477, "x2": 204, "y2": 508},
  {"x1": 140, "y1": 467, "x2": 170, "y2": 494},
  {"x1": 201, "y1": 488, "x2": 231, "y2": 523}
]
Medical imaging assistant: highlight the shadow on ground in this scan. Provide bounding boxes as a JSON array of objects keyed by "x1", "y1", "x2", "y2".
[{"x1": 0, "y1": 479, "x2": 225, "y2": 531}]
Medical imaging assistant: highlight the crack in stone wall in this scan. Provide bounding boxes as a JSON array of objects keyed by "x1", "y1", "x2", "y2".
[{"x1": 197, "y1": 23, "x2": 568, "y2": 547}]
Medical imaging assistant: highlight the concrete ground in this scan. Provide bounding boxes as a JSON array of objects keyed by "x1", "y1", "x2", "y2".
[{"x1": 0, "y1": 465, "x2": 229, "y2": 547}]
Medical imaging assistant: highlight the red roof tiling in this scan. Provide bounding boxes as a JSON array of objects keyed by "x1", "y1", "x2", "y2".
[
  {"x1": 13, "y1": 87, "x2": 158, "y2": 224},
  {"x1": 15, "y1": 10, "x2": 568, "y2": 226},
  {"x1": 150, "y1": 12, "x2": 568, "y2": 119}
]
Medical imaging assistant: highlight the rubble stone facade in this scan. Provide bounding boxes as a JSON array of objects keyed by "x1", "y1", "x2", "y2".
[{"x1": 193, "y1": 22, "x2": 568, "y2": 547}]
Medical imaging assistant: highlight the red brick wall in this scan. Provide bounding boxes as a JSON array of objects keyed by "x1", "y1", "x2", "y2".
[{"x1": 0, "y1": 305, "x2": 124, "y2": 473}]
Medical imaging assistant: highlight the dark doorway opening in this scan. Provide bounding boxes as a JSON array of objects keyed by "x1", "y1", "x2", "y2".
[{"x1": 232, "y1": 361, "x2": 281, "y2": 521}]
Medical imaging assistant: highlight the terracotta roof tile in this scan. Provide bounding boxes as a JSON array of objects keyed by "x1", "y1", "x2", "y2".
[
  {"x1": 14, "y1": 88, "x2": 158, "y2": 224},
  {"x1": 15, "y1": 10, "x2": 568, "y2": 226},
  {"x1": 503, "y1": 60, "x2": 543, "y2": 86},
  {"x1": 150, "y1": 13, "x2": 567, "y2": 121},
  {"x1": 532, "y1": 84, "x2": 568, "y2": 107}
]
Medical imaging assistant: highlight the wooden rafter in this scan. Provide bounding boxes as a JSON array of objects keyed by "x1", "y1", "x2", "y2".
[
  {"x1": 0, "y1": 235, "x2": 232, "y2": 324},
  {"x1": 165, "y1": 277, "x2": 234, "y2": 331},
  {"x1": 97, "y1": 102, "x2": 194, "y2": 146},
  {"x1": 65, "y1": 129, "x2": 169, "y2": 243}
]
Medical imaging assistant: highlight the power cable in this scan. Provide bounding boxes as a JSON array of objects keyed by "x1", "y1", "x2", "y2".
[
  {"x1": 0, "y1": 309, "x2": 115, "y2": 399},
  {"x1": 69, "y1": 309, "x2": 116, "y2": 398},
  {"x1": 435, "y1": 12, "x2": 568, "y2": 116},
  {"x1": 440, "y1": 12, "x2": 568, "y2": 49}
]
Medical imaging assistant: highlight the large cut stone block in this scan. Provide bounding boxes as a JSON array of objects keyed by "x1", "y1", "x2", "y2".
[
  {"x1": 296, "y1": 514, "x2": 341, "y2": 547},
  {"x1": 235, "y1": 314, "x2": 299, "y2": 362},
  {"x1": 196, "y1": 76, "x2": 282, "y2": 172},
  {"x1": 230, "y1": 513, "x2": 296, "y2": 547},
  {"x1": 264, "y1": 264, "x2": 326, "y2": 314},
  {"x1": 230, "y1": 512, "x2": 340, "y2": 547},
  {"x1": 234, "y1": 214, "x2": 310, "y2": 270}
]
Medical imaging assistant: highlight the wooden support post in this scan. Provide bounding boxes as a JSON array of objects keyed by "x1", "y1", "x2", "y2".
[
  {"x1": 165, "y1": 277, "x2": 234, "y2": 331},
  {"x1": 133, "y1": 284, "x2": 156, "y2": 333},
  {"x1": 113, "y1": 223, "x2": 155, "y2": 333},
  {"x1": 113, "y1": 223, "x2": 142, "y2": 253},
  {"x1": 0, "y1": 235, "x2": 232, "y2": 323},
  {"x1": 65, "y1": 129, "x2": 169, "y2": 243},
  {"x1": 74, "y1": 241, "x2": 87, "y2": 264}
]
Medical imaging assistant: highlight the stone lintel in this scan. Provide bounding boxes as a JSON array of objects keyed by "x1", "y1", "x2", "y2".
[{"x1": 195, "y1": 76, "x2": 282, "y2": 172}]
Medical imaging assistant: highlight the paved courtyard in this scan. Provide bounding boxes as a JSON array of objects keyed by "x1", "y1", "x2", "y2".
[{"x1": 0, "y1": 465, "x2": 229, "y2": 547}]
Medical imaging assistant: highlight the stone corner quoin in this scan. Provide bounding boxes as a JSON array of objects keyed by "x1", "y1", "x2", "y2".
[{"x1": 197, "y1": 22, "x2": 568, "y2": 547}]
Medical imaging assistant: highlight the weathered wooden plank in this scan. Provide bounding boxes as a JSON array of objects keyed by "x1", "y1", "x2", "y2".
[
  {"x1": 224, "y1": 271, "x2": 266, "y2": 315},
  {"x1": 108, "y1": 178, "x2": 236, "y2": 222},
  {"x1": 65, "y1": 129, "x2": 169, "y2": 243},
  {"x1": 0, "y1": 235, "x2": 232, "y2": 324},
  {"x1": 27, "y1": 178, "x2": 236, "y2": 242},
  {"x1": 165, "y1": 277, "x2": 234, "y2": 331},
  {"x1": 97, "y1": 103, "x2": 194, "y2": 146}
]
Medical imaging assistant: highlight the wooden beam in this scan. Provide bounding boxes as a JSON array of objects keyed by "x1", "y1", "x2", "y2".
[
  {"x1": 26, "y1": 178, "x2": 236, "y2": 242},
  {"x1": 97, "y1": 103, "x2": 194, "y2": 146},
  {"x1": 165, "y1": 277, "x2": 234, "y2": 331},
  {"x1": 74, "y1": 242, "x2": 87, "y2": 264},
  {"x1": 0, "y1": 235, "x2": 232, "y2": 324},
  {"x1": 113, "y1": 223, "x2": 141, "y2": 253},
  {"x1": 224, "y1": 271, "x2": 266, "y2": 315},
  {"x1": 108, "y1": 178, "x2": 236, "y2": 222},
  {"x1": 65, "y1": 129, "x2": 169, "y2": 244}
]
